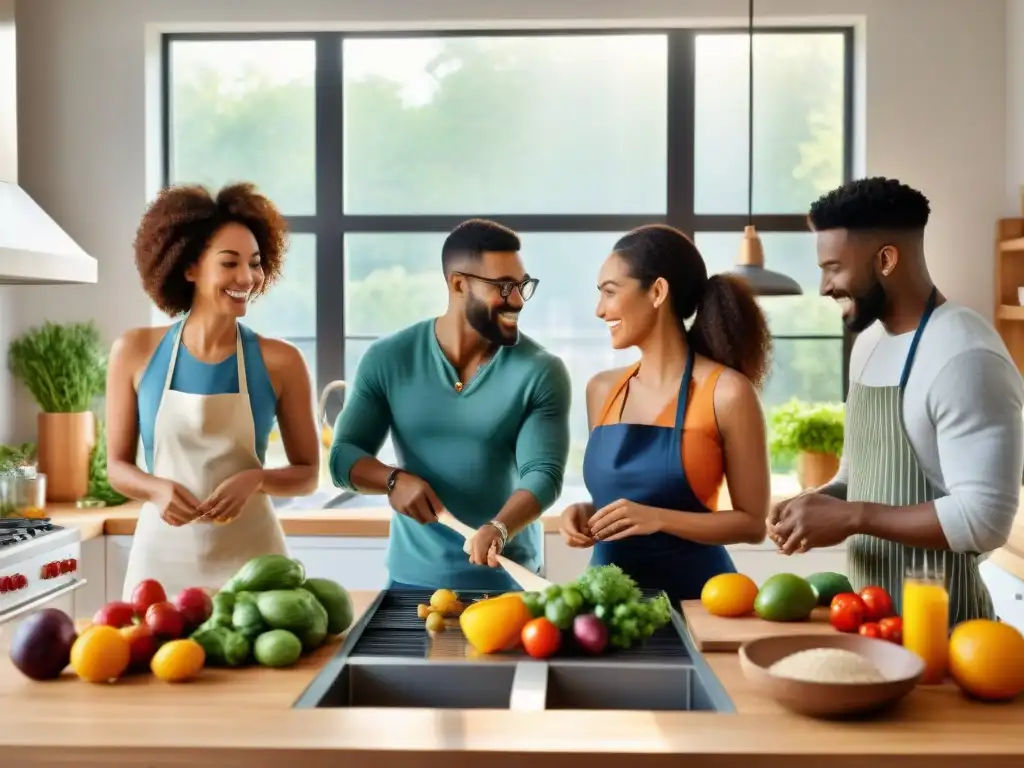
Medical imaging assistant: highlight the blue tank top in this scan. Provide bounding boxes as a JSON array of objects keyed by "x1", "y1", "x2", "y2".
[{"x1": 136, "y1": 321, "x2": 278, "y2": 473}]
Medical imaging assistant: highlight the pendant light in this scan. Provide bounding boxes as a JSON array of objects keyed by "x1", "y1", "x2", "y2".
[{"x1": 728, "y1": 0, "x2": 803, "y2": 297}]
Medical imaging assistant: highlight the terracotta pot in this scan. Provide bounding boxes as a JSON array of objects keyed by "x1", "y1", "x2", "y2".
[
  {"x1": 797, "y1": 451, "x2": 840, "y2": 491},
  {"x1": 36, "y1": 412, "x2": 96, "y2": 503}
]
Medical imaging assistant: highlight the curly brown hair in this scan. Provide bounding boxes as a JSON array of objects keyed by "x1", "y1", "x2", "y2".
[
  {"x1": 612, "y1": 224, "x2": 773, "y2": 389},
  {"x1": 133, "y1": 182, "x2": 289, "y2": 316}
]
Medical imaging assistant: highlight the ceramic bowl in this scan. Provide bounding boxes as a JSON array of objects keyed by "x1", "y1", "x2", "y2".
[{"x1": 739, "y1": 633, "x2": 925, "y2": 719}]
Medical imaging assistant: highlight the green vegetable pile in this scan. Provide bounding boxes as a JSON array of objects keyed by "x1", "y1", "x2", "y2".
[
  {"x1": 190, "y1": 554, "x2": 354, "y2": 669},
  {"x1": 8, "y1": 321, "x2": 107, "y2": 413},
  {"x1": 520, "y1": 565, "x2": 672, "y2": 650},
  {"x1": 768, "y1": 398, "x2": 845, "y2": 460}
]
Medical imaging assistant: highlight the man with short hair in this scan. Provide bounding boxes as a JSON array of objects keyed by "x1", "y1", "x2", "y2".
[
  {"x1": 769, "y1": 177, "x2": 1024, "y2": 625},
  {"x1": 330, "y1": 219, "x2": 572, "y2": 591}
]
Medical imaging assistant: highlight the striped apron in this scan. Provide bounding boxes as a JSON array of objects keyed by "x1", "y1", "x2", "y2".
[{"x1": 845, "y1": 287, "x2": 994, "y2": 627}]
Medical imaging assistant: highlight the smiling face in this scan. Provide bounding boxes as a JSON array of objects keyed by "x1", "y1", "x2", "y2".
[
  {"x1": 184, "y1": 222, "x2": 265, "y2": 318},
  {"x1": 816, "y1": 228, "x2": 891, "y2": 333},
  {"x1": 458, "y1": 250, "x2": 530, "y2": 347},
  {"x1": 595, "y1": 252, "x2": 667, "y2": 349}
]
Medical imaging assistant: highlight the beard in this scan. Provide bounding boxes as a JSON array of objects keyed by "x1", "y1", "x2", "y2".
[
  {"x1": 842, "y1": 279, "x2": 888, "y2": 333},
  {"x1": 465, "y1": 293, "x2": 520, "y2": 347}
]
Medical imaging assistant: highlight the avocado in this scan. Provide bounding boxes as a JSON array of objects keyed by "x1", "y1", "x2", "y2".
[
  {"x1": 753, "y1": 573, "x2": 818, "y2": 622},
  {"x1": 805, "y1": 572, "x2": 854, "y2": 607}
]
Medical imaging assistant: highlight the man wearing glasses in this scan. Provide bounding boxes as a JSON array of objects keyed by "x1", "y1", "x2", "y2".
[{"x1": 329, "y1": 219, "x2": 572, "y2": 592}]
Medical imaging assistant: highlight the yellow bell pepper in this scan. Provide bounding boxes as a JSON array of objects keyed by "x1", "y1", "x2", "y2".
[{"x1": 458, "y1": 593, "x2": 532, "y2": 654}]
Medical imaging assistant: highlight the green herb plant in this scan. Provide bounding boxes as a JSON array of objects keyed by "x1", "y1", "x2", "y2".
[
  {"x1": 0, "y1": 442, "x2": 36, "y2": 475},
  {"x1": 83, "y1": 416, "x2": 128, "y2": 507},
  {"x1": 8, "y1": 321, "x2": 107, "y2": 413},
  {"x1": 768, "y1": 399, "x2": 845, "y2": 462}
]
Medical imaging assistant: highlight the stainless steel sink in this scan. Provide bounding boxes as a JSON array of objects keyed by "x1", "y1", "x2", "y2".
[{"x1": 271, "y1": 489, "x2": 358, "y2": 511}]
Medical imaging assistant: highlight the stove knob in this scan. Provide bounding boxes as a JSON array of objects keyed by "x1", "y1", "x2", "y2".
[
  {"x1": 14, "y1": 573, "x2": 27, "y2": 589},
  {"x1": 47, "y1": 562, "x2": 61, "y2": 579},
  {"x1": 59, "y1": 559, "x2": 70, "y2": 574},
  {"x1": 69, "y1": 558, "x2": 78, "y2": 572},
  {"x1": 39, "y1": 564, "x2": 48, "y2": 579},
  {"x1": 0, "y1": 575, "x2": 11, "y2": 592}
]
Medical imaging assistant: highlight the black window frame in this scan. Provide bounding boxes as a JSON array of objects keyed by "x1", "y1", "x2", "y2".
[{"x1": 161, "y1": 26, "x2": 855, "y2": 420}]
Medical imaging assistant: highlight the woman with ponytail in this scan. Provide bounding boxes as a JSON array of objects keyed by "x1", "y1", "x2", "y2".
[{"x1": 559, "y1": 224, "x2": 773, "y2": 604}]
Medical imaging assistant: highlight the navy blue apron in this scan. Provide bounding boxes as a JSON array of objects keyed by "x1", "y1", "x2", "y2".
[{"x1": 582, "y1": 345, "x2": 736, "y2": 606}]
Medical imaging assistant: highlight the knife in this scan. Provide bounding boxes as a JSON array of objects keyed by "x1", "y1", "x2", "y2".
[{"x1": 435, "y1": 509, "x2": 552, "y2": 593}]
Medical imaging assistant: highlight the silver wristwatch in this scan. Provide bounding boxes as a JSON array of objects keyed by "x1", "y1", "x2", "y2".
[{"x1": 487, "y1": 520, "x2": 509, "y2": 552}]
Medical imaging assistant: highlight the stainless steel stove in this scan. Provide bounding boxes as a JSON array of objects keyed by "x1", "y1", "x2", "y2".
[{"x1": 0, "y1": 518, "x2": 84, "y2": 625}]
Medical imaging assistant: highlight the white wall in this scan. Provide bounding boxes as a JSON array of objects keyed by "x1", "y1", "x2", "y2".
[
  {"x1": 0, "y1": 0, "x2": 1013, "y2": 441},
  {"x1": 1009, "y1": 0, "x2": 1024, "y2": 214}
]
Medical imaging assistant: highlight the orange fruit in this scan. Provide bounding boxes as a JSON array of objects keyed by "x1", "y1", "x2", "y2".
[
  {"x1": 700, "y1": 573, "x2": 759, "y2": 617},
  {"x1": 150, "y1": 639, "x2": 206, "y2": 683},
  {"x1": 70, "y1": 625, "x2": 131, "y2": 683},
  {"x1": 948, "y1": 619, "x2": 1024, "y2": 701}
]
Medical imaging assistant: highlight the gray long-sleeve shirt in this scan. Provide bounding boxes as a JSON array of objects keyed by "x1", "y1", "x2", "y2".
[{"x1": 823, "y1": 301, "x2": 1024, "y2": 554}]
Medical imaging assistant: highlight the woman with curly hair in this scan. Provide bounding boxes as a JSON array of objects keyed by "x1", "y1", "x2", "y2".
[
  {"x1": 106, "y1": 182, "x2": 319, "y2": 599},
  {"x1": 558, "y1": 225, "x2": 773, "y2": 605}
]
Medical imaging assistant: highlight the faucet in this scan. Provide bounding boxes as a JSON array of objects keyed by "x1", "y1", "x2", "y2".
[{"x1": 317, "y1": 380, "x2": 347, "y2": 449}]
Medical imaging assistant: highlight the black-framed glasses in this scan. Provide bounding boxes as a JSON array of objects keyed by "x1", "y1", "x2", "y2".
[{"x1": 454, "y1": 272, "x2": 539, "y2": 301}]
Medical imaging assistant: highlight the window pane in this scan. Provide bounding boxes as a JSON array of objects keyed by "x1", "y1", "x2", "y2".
[
  {"x1": 343, "y1": 231, "x2": 637, "y2": 493},
  {"x1": 245, "y1": 233, "x2": 317, "y2": 384},
  {"x1": 168, "y1": 39, "x2": 316, "y2": 215},
  {"x1": 694, "y1": 231, "x2": 842, "y2": 337},
  {"x1": 342, "y1": 35, "x2": 668, "y2": 215},
  {"x1": 693, "y1": 33, "x2": 846, "y2": 215}
]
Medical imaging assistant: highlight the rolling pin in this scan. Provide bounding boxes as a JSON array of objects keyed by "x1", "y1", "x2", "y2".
[{"x1": 435, "y1": 509, "x2": 552, "y2": 593}]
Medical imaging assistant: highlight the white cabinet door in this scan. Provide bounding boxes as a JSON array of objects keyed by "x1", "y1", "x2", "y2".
[
  {"x1": 73, "y1": 537, "x2": 107, "y2": 618},
  {"x1": 286, "y1": 536, "x2": 389, "y2": 591},
  {"x1": 105, "y1": 536, "x2": 133, "y2": 603}
]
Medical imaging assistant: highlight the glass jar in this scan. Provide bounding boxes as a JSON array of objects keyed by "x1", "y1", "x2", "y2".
[
  {"x1": 902, "y1": 555, "x2": 949, "y2": 685},
  {"x1": 0, "y1": 471, "x2": 47, "y2": 519}
]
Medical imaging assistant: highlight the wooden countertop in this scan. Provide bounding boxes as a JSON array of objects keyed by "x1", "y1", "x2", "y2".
[
  {"x1": 42, "y1": 478, "x2": 801, "y2": 541},
  {"x1": 1, "y1": 591, "x2": 1022, "y2": 766}
]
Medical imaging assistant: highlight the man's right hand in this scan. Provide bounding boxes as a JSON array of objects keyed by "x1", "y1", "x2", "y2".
[
  {"x1": 152, "y1": 479, "x2": 203, "y2": 527},
  {"x1": 388, "y1": 472, "x2": 442, "y2": 524}
]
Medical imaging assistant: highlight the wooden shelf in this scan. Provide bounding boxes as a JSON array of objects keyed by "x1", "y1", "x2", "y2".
[{"x1": 996, "y1": 218, "x2": 1024, "y2": 373}]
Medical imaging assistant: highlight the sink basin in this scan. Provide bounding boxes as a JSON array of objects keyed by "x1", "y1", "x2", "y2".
[
  {"x1": 545, "y1": 661, "x2": 702, "y2": 711},
  {"x1": 308, "y1": 658, "x2": 519, "y2": 709}
]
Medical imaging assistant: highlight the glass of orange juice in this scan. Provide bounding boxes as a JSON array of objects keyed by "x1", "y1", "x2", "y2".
[{"x1": 903, "y1": 554, "x2": 949, "y2": 685}]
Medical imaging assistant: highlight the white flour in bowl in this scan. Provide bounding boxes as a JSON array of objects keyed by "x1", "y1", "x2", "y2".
[{"x1": 768, "y1": 647, "x2": 886, "y2": 684}]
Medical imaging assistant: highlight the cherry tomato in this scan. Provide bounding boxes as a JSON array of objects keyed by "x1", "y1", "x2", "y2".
[
  {"x1": 878, "y1": 616, "x2": 903, "y2": 644},
  {"x1": 830, "y1": 592, "x2": 867, "y2": 633},
  {"x1": 858, "y1": 621, "x2": 883, "y2": 639},
  {"x1": 858, "y1": 586, "x2": 894, "y2": 622},
  {"x1": 521, "y1": 617, "x2": 562, "y2": 659}
]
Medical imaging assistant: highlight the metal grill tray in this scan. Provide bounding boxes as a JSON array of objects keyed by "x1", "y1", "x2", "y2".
[{"x1": 293, "y1": 587, "x2": 737, "y2": 713}]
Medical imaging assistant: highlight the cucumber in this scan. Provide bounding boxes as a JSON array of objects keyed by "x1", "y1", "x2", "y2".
[
  {"x1": 253, "y1": 629, "x2": 303, "y2": 668},
  {"x1": 806, "y1": 572, "x2": 855, "y2": 607}
]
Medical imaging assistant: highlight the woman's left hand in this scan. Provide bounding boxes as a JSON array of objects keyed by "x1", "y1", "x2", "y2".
[
  {"x1": 198, "y1": 470, "x2": 264, "y2": 524},
  {"x1": 588, "y1": 498, "x2": 663, "y2": 542}
]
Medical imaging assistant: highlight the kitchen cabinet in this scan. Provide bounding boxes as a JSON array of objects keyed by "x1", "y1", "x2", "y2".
[{"x1": 105, "y1": 535, "x2": 392, "y2": 600}]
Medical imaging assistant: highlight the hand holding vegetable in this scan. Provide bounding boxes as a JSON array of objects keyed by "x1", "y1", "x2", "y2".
[
  {"x1": 151, "y1": 478, "x2": 203, "y2": 527},
  {"x1": 198, "y1": 469, "x2": 264, "y2": 523},
  {"x1": 559, "y1": 503, "x2": 595, "y2": 548},
  {"x1": 588, "y1": 498, "x2": 663, "y2": 541}
]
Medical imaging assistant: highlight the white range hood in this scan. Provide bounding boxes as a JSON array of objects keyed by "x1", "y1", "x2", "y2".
[{"x1": 0, "y1": 0, "x2": 97, "y2": 285}]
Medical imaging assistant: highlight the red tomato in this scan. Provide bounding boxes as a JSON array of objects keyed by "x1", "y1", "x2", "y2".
[
  {"x1": 878, "y1": 616, "x2": 903, "y2": 645},
  {"x1": 858, "y1": 621, "x2": 883, "y2": 639},
  {"x1": 858, "y1": 586, "x2": 894, "y2": 622},
  {"x1": 830, "y1": 592, "x2": 867, "y2": 633},
  {"x1": 521, "y1": 617, "x2": 562, "y2": 659}
]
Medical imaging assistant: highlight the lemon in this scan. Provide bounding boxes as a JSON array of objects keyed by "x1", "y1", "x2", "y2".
[
  {"x1": 150, "y1": 639, "x2": 206, "y2": 683},
  {"x1": 700, "y1": 573, "x2": 759, "y2": 617},
  {"x1": 71, "y1": 625, "x2": 132, "y2": 683}
]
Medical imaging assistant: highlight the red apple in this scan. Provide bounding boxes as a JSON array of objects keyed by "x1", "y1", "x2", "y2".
[
  {"x1": 119, "y1": 623, "x2": 158, "y2": 670},
  {"x1": 131, "y1": 579, "x2": 167, "y2": 617},
  {"x1": 144, "y1": 601, "x2": 184, "y2": 639},
  {"x1": 174, "y1": 587, "x2": 213, "y2": 631},
  {"x1": 93, "y1": 601, "x2": 137, "y2": 629}
]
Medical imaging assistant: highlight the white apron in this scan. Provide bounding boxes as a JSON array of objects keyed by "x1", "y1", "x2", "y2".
[{"x1": 122, "y1": 323, "x2": 288, "y2": 600}]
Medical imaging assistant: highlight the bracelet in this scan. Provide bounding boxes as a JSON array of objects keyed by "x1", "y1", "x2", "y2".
[{"x1": 487, "y1": 520, "x2": 509, "y2": 552}]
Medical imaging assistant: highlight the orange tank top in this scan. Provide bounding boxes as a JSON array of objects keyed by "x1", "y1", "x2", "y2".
[{"x1": 595, "y1": 363, "x2": 727, "y2": 511}]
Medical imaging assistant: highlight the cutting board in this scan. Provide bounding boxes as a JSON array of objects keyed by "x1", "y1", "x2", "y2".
[{"x1": 680, "y1": 600, "x2": 837, "y2": 652}]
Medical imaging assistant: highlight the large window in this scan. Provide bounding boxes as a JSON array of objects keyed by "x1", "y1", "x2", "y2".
[{"x1": 163, "y1": 27, "x2": 853, "y2": 489}]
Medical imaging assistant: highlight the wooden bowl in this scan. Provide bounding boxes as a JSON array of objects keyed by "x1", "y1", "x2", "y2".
[{"x1": 739, "y1": 633, "x2": 925, "y2": 719}]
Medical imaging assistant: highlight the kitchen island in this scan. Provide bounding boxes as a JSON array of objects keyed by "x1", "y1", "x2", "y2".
[{"x1": 1, "y1": 591, "x2": 1022, "y2": 767}]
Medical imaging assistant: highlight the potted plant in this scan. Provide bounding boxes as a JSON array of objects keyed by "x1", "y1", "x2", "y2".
[
  {"x1": 768, "y1": 399, "x2": 845, "y2": 490},
  {"x1": 8, "y1": 321, "x2": 107, "y2": 503}
]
